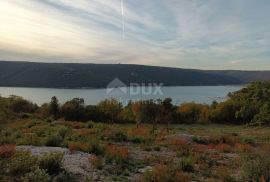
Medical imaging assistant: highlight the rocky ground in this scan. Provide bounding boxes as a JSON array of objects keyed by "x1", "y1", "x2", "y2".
[{"x1": 16, "y1": 132, "x2": 240, "y2": 182}]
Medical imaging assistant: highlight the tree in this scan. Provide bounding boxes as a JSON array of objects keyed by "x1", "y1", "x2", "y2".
[
  {"x1": 250, "y1": 104, "x2": 270, "y2": 126},
  {"x1": 97, "y1": 99, "x2": 122, "y2": 123},
  {"x1": 118, "y1": 102, "x2": 135, "y2": 123},
  {"x1": 143, "y1": 100, "x2": 162, "y2": 134},
  {"x1": 131, "y1": 101, "x2": 144, "y2": 128},
  {"x1": 161, "y1": 98, "x2": 175, "y2": 132},
  {"x1": 49, "y1": 96, "x2": 59, "y2": 119},
  {"x1": 37, "y1": 103, "x2": 50, "y2": 119},
  {"x1": 7, "y1": 95, "x2": 37, "y2": 113},
  {"x1": 61, "y1": 98, "x2": 85, "y2": 121}
]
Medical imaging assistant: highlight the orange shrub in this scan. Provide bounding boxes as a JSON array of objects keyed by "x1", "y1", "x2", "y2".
[
  {"x1": 68, "y1": 141, "x2": 89, "y2": 153},
  {"x1": 143, "y1": 164, "x2": 190, "y2": 182},
  {"x1": 130, "y1": 126, "x2": 150, "y2": 138},
  {"x1": 105, "y1": 145, "x2": 129, "y2": 164},
  {"x1": 170, "y1": 138, "x2": 188, "y2": 146},
  {"x1": 192, "y1": 143, "x2": 208, "y2": 153},
  {"x1": 77, "y1": 129, "x2": 91, "y2": 137},
  {"x1": 106, "y1": 145, "x2": 129, "y2": 159},
  {"x1": 152, "y1": 164, "x2": 167, "y2": 181},
  {"x1": 0, "y1": 144, "x2": 16, "y2": 158},
  {"x1": 210, "y1": 144, "x2": 232, "y2": 153},
  {"x1": 235, "y1": 143, "x2": 253, "y2": 153}
]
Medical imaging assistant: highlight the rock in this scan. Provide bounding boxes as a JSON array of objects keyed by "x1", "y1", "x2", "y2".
[
  {"x1": 16, "y1": 146, "x2": 94, "y2": 177},
  {"x1": 138, "y1": 166, "x2": 153, "y2": 173}
]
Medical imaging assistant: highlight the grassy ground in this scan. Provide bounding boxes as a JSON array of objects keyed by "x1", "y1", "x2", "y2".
[{"x1": 1, "y1": 119, "x2": 270, "y2": 181}]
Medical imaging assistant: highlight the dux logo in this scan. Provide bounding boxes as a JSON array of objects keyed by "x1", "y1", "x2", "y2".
[
  {"x1": 106, "y1": 78, "x2": 164, "y2": 96},
  {"x1": 106, "y1": 78, "x2": 127, "y2": 94}
]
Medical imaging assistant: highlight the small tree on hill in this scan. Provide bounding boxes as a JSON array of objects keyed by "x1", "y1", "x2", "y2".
[
  {"x1": 97, "y1": 99, "x2": 122, "y2": 123},
  {"x1": 49, "y1": 96, "x2": 59, "y2": 119}
]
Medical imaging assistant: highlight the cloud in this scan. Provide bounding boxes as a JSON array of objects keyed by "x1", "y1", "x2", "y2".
[{"x1": 0, "y1": 0, "x2": 269, "y2": 70}]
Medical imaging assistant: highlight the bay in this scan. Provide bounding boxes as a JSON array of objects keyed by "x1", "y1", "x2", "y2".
[{"x1": 0, "y1": 86, "x2": 242, "y2": 105}]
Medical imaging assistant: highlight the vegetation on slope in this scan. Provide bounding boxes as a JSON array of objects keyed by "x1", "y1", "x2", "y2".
[
  {"x1": 0, "y1": 81, "x2": 270, "y2": 181},
  {"x1": 1, "y1": 81, "x2": 270, "y2": 127},
  {"x1": 0, "y1": 61, "x2": 248, "y2": 88}
]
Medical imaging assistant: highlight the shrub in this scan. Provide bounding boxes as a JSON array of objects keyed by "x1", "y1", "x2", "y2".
[
  {"x1": 85, "y1": 121, "x2": 95, "y2": 129},
  {"x1": 142, "y1": 164, "x2": 190, "y2": 182},
  {"x1": 179, "y1": 156, "x2": 195, "y2": 172},
  {"x1": 243, "y1": 137, "x2": 256, "y2": 146},
  {"x1": 53, "y1": 171, "x2": 75, "y2": 182},
  {"x1": 130, "y1": 137, "x2": 145, "y2": 144},
  {"x1": 169, "y1": 138, "x2": 190, "y2": 155},
  {"x1": 39, "y1": 152, "x2": 63, "y2": 175},
  {"x1": 112, "y1": 131, "x2": 127, "y2": 142},
  {"x1": 192, "y1": 144, "x2": 208, "y2": 153},
  {"x1": 129, "y1": 126, "x2": 151, "y2": 143},
  {"x1": 177, "y1": 103, "x2": 209, "y2": 124},
  {"x1": 192, "y1": 136, "x2": 209, "y2": 145},
  {"x1": 235, "y1": 143, "x2": 253, "y2": 153},
  {"x1": 45, "y1": 135, "x2": 63, "y2": 147},
  {"x1": 89, "y1": 141, "x2": 105, "y2": 156},
  {"x1": 170, "y1": 138, "x2": 188, "y2": 146},
  {"x1": 68, "y1": 141, "x2": 89, "y2": 153},
  {"x1": 105, "y1": 145, "x2": 129, "y2": 167},
  {"x1": 193, "y1": 135, "x2": 236, "y2": 146},
  {"x1": 211, "y1": 144, "x2": 232, "y2": 153},
  {"x1": 215, "y1": 166, "x2": 236, "y2": 182},
  {"x1": 242, "y1": 153, "x2": 270, "y2": 181},
  {"x1": 58, "y1": 127, "x2": 70, "y2": 138},
  {"x1": 250, "y1": 104, "x2": 270, "y2": 126},
  {"x1": 89, "y1": 156, "x2": 103, "y2": 170},
  {"x1": 20, "y1": 167, "x2": 50, "y2": 182},
  {"x1": 8, "y1": 151, "x2": 38, "y2": 176},
  {"x1": 0, "y1": 144, "x2": 16, "y2": 158}
]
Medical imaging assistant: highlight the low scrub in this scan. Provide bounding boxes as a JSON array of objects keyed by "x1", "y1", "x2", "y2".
[
  {"x1": 0, "y1": 144, "x2": 16, "y2": 158},
  {"x1": 142, "y1": 164, "x2": 190, "y2": 182},
  {"x1": 242, "y1": 153, "x2": 270, "y2": 181},
  {"x1": 105, "y1": 145, "x2": 130, "y2": 167},
  {"x1": 20, "y1": 167, "x2": 51, "y2": 182},
  {"x1": 39, "y1": 152, "x2": 64, "y2": 175},
  {"x1": 179, "y1": 156, "x2": 195, "y2": 172}
]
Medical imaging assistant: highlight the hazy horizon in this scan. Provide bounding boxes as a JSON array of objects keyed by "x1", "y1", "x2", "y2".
[
  {"x1": 1, "y1": 60, "x2": 270, "y2": 72},
  {"x1": 0, "y1": 0, "x2": 270, "y2": 70}
]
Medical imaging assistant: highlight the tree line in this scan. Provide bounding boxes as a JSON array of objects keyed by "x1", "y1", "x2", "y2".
[{"x1": 1, "y1": 81, "x2": 270, "y2": 126}]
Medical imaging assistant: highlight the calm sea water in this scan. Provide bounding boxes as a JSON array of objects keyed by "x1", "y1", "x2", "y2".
[{"x1": 0, "y1": 86, "x2": 242, "y2": 106}]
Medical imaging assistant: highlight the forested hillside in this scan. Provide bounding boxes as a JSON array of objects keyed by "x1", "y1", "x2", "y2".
[{"x1": 0, "y1": 61, "x2": 245, "y2": 88}]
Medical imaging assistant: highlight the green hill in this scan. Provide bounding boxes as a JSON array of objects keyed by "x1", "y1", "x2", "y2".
[{"x1": 0, "y1": 61, "x2": 269, "y2": 88}]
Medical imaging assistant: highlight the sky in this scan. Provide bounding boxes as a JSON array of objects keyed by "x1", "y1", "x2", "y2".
[{"x1": 0, "y1": 0, "x2": 269, "y2": 70}]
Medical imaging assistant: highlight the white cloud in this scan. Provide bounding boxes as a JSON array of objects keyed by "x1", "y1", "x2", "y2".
[{"x1": 0, "y1": 0, "x2": 269, "y2": 70}]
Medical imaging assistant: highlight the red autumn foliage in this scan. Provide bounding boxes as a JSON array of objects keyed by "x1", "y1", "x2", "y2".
[
  {"x1": 209, "y1": 144, "x2": 232, "y2": 152},
  {"x1": 68, "y1": 141, "x2": 89, "y2": 153},
  {"x1": 0, "y1": 144, "x2": 16, "y2": 158},
  {"x1": 130, "y1": 126, "x2": 151, "y2": 138},
  {"x1": 105, "y1": 145, "x2": 129, "y2": 160},
  {"x1": 192, "y1": 143, "x2": 208, "y2": 153},
  {"x1": 235, "y1": 143, "x2": 253, "y2": 152},
  {"x1": 77, "y1": 129, "x2": 91, "y2": 136},
  {"x1": 170, "y1": 138, "x2": 188, "y2": 146}
]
